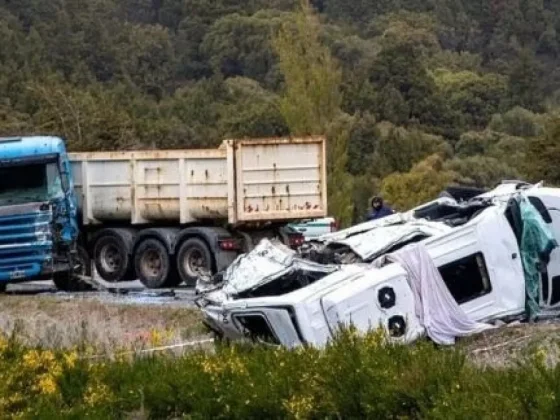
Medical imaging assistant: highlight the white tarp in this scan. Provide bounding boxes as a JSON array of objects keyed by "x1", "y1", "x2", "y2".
[{"x1": 377, "y1": 243, "x2": 493, "y2": 345}]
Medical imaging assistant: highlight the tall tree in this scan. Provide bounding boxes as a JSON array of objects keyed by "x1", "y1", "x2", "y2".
[
  {"x1": 273, "y1": 0, "x2": 353, "y2": 225},
  {"x1": 273, "y1": 1, "x2": 341, "y2": 134},
  {"x1": 380, "y1": 155, "x2": 457, "y2": 210},
  {"x1": 526, "y1": 114, "x2": 560, "y2": 185}
]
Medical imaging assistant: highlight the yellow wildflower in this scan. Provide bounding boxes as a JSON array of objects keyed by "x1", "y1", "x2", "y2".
[
  {"x1": 63, "y1": 351, "x2": 78, "y2": 369},
  {"x1": 84, "y1": 383, "x2": 113, "y2": 406},
  {"x1": 283, "y1": 395, "x2": 314, "y2": 420},
  {"x1": 37, "y1": 374, "x2": 58, "y2": 395},
  {"x1": 535, "y1": 346, "x2": 548, "y2": 366},
  {"x1": 22, "y1": 350, "x2": 42, "y2": 370},
  {"x1": 0, "y1": 337, "x2": 7, "y2": 354}
]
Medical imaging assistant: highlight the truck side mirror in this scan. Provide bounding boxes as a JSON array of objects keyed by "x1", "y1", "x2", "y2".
[{"x1": 58, "y1": 157, "x2": 72, "y2": 193}]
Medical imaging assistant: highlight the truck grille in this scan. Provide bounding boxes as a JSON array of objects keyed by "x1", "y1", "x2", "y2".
[{"x1": 0, "y1": 208, "x2": 52, "y2": 281}]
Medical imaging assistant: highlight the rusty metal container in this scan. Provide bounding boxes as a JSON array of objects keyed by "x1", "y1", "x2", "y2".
[{"x1": 69, "y1": 136, "x2": 327, "y2": 226}]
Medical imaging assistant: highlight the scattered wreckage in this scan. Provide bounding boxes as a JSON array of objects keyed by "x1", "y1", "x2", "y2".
[{"x1": 196, "y1": 181, "x2": 560, "y2": 348}]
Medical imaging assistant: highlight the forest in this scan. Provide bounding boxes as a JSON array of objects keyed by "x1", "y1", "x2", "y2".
[{"x1": 1, "y1": 0, "x2": 560, "y2": 224}]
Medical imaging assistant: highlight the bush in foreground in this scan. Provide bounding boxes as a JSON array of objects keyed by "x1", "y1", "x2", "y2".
[{"x1": 0, "y1": 328, "x2": 559, "y2": 419}]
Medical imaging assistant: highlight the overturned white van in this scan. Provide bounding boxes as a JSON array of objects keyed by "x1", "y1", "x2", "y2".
[{"x1": 196, "y1": 182, "x2": 560, "y2": 348}]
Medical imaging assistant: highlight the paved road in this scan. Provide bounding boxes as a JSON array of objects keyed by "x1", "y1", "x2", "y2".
[{"x1": 6, "y1": 279, "x2": 199, "y2": 308}]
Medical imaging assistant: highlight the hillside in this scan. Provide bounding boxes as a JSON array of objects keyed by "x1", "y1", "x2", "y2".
[{"x1": 1, "y1": 0, "x2": 560, "y2": 223}]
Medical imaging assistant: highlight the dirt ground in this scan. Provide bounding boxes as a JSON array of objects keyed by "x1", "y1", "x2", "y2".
[{"x1": 0, "y1": 294, "x2": 209, "y2": 353}]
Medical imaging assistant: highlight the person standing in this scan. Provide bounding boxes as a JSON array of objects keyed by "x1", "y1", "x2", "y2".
[{"x1": 366, "y1": 196, "x2": 394, "y2": 221}]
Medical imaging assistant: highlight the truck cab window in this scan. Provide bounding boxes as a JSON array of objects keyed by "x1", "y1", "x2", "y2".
[
  {"x1": 0, "y1": 162, "x2": 63, "y2": 206},
  {"x1": 438, "y1": 253, "x2": 492, "y2": 304}
]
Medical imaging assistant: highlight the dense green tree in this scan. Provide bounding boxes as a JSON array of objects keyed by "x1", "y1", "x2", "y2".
[
  {"x1": 508, "y1": 50, "x2": 543, "y2": 111},
  {"x1": 371, "y1": 123, "x2": 452, "y2": 178},
  {"x1": 380, "y1": 154, "x2": 457, "y2": 211},
  {"x1": 217, "y1": 77, "x2": 288, "y2": 138},
  {"x1": 368, "y1": 42, "x2": 449, "y2": 131},
  {"x1": 346, "y1": 113, "x2": 379, "y2": 176},
  {"x1": 3, "y1": 0, "x2": 560, "y2": 221},
  {"x1": 488, "y1": 106, "x2": 543, "y2": 137},
  {"x1": 526, "y1": 114, "x2": 560, "y2": 185},
  {"x1": 432, "y1": 69, "x2": 508, "y2": 129},
  {"x1": 201, "y1": 11, "x2": 287, "y2": 87},
  {"x1": 453, "y1": 129, "x2": 528, "y2": 177},
  {"x1": 444, "y1": 156, "x2": 520, "y2": 188}
]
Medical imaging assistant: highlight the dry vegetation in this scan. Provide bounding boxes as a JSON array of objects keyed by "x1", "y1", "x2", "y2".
[
  {"x1": 0, "y1": 295, "x2": 207, "y2": 352},
  {"x1": 463, "y1": 322, "x2": 560, "y2": 369},
  {"x1": 2, "y1": 293, "x2": 560, "y2": 369}
]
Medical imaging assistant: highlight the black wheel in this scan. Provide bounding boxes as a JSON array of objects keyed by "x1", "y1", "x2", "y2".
[
  {"x1": 134, "y1": 238, "x2": 174, "y2": 289},
  {"x1": 93, "y1": 234, "x2": 134, "y2": 282},
  {"x1": 0, "y1": 283, "x2": 6, "y2": 293},
  {"x1": 176, "y1": 238, "x2": 214, "y2": 287},
  {"x1": 53, "y1": 246, "x2": 92, "y2": 292}
]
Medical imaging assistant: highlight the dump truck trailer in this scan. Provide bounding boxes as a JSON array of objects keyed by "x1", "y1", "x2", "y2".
[
  {"x1": 0, "y1": 136, "x2": 327, "y2": 291},
  {"x1": 70, "y1": 136, "x2": 327, "y2": 288}
]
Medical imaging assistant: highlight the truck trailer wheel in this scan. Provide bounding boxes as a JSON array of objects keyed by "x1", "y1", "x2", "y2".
[
  {"x1": 53, "y1": 246, "x2": 92, "y2": 292},
  {"x1": 176, "y1": 238, "x2": 214, "y2": 286},
  {"x1": 134, "y1": 238, "x2": 175, "y2": 289},
  {"x1": 93, "y1": 234, "x2": 134, "y2": 282}
]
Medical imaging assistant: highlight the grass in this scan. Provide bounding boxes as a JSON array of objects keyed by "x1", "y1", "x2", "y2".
[{"x1": 1, "y1": 327, "x2": 560, "y2": 419}]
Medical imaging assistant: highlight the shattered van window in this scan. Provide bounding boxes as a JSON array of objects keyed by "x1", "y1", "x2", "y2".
[
  {"x1": 0, "y1": 162, "x2": 62, "y2": 206},
  {"x1": 438, "y1": 253, "x2": 492, "y2": 304},
  {"x1": 233, "y1": 314, "x2": 279, "y2": 344}
]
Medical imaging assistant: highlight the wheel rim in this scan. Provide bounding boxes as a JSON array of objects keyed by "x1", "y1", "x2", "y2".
[
  {"x1": 141, "y1": 249, "x2": 163, "y2": 278},
  {"x1": 99, "y1": 244, "x2": 122, "y2": 274},
  {"x1": 183, "y1": 248, "x2": 210, "y2": 278}
]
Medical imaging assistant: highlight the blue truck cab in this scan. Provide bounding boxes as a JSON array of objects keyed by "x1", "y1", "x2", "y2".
[{"x1": 0, "y1": 136, "x2": 86, "y2": 291}]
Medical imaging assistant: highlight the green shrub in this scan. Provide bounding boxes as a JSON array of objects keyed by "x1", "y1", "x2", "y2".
[{"x1": 1, "y1": 329, "x2": 560, "y2": 419}]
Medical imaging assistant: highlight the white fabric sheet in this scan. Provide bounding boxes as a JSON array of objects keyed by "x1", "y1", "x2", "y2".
[{"x1": 383, "y1": 243, "x2": 492, "y2": 345}]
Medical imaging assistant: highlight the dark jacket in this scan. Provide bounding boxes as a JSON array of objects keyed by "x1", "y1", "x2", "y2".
[{"x1": 366, "y1": 205, "x2": 394, "y2": 221}]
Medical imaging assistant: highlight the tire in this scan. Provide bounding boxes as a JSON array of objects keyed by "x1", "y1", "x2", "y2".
[
  {"x1": 0, "y1": 283, "x2": 6, "y2": 293},
  {"x1": 53, "y1": 246, "x2": 92, "y2": 292},
  {"x1": 134, "y1": 238, "x2": 174, "y2": 289},
  {"x1": 93, "y1": 234, "x2": 134, "y2": 282},
  {"x1": 176, "y1": 238, "x2": 214, "y2": 287}
]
